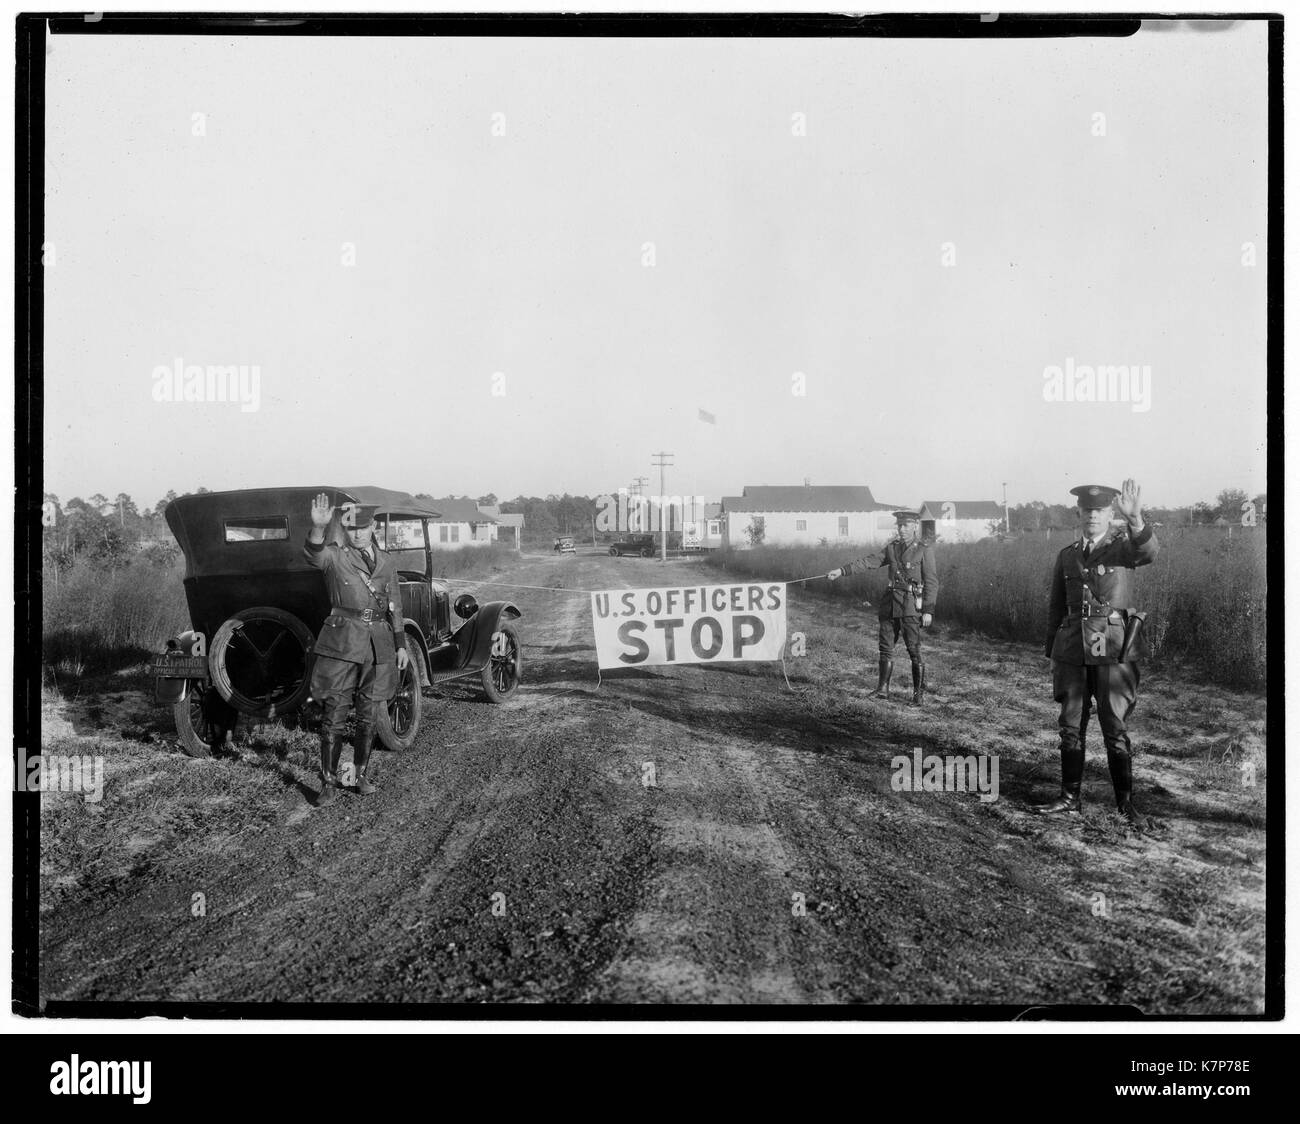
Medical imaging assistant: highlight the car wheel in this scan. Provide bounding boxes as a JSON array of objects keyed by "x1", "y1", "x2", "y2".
[
  {"x1": 377, "y1": 641, "x2": 425, "y2": 751},
  {"x1": 173, "y1": 682, "x2": 235, "y2": 758},
  {"x1": 209, "y1": 606, "x2": 315, "y2": 720},
  {"x1": 640, "y1": 547, "x2": 653, "y2": 558},
  {"x1": 480, "y1": 621, "x2": 521, "y2": 703},
  {"x1": 609, "y1": 546, "x2": 618, "y2": 556}
]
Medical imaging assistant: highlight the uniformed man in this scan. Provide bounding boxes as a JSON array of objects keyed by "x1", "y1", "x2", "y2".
[
  {"x1": 827, "y1": 510, "x2": 939, "y2": 704},
  {"x1": 1030, "y1": 480, "x2": 1158, "y2": 828},
  {"x1": 304, "y1": 494, "x2": 410, "y2": 806}
]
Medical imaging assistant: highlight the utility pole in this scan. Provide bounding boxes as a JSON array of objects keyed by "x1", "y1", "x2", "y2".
[
  {"x1": 651, "y1": 452, "x2": 674, "y2": 562},
  {"x1": 629, "y1": 477, "x2": 649, "y2": 534},
  {"x1": 1002, "y1": 482, "x2": 1009, "y2": 538}
]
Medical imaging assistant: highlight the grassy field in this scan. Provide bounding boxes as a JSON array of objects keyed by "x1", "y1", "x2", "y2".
[{"x1": 708, "y1": 526, "x2": 1266, "y2": 689}]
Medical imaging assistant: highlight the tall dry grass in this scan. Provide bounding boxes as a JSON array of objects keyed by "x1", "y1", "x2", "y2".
[
  {"x1": 709, "y1": 526, "x2": 1266, "y2": 689},
  {"x1": 42, "y1": 556, "x2": 191, "y2": 677},
  {"x1": 428, "y1": 543, "x2": 519, "y2": 581}
]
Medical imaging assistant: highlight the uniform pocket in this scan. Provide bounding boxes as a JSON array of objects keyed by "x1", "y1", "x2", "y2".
[{"x1": 1082, "y1": 615, "x2": 1125, "y2": 660}]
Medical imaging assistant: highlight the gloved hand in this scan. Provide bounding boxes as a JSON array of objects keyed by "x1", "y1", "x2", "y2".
[
  {"x1": 921, "y1": 613, "x2": 933, "y2": 628},
  {"x1": 827, "y1": 568, "x2": 844, "y2": 581}
]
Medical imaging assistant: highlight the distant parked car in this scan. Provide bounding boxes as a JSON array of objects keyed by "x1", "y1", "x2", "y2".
[
  {"x1": 609, "y1": 533, "x2": 656, "y2": 558},
  {"x1": 557, "y1": 537, "x2": 576, "y2": 554}
]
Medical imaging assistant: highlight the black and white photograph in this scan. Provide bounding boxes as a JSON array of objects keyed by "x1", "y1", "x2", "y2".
[{"x1": 15, "y1": 9, "x2": 1281, "y2": 1036}]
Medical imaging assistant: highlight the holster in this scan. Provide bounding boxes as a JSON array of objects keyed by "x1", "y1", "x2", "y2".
[{"x1": 1119, "y1": 611, "x2": 1147, "y2": 663}]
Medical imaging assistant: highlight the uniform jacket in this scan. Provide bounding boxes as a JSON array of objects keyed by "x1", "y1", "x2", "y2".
[
  {"x1": 1045, "y1": 523, "x2": 1159, "y2": 665},
  {"x1": 843, "y1": 538, "x2": 939, "y2": 620},
  {"x1": 304, "y1": 535, "x2": 408, "y2": 665}
]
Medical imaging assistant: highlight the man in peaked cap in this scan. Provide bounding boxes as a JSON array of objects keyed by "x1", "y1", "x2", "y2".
[
  {"x1": 303, "y1": 493, "x2": 410, "y2": 806},
  {"x1": 1031, "y1": 479, "x2": 1159, "y2": 828},
  {"x1": 827, "y1": 509, "x2": 939, "y2": 704}
]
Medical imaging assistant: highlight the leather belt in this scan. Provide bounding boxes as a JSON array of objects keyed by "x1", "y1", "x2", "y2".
[
  {"x1": 1072, "y1": 603, "x2": 1122, "y2": 620},
  {"x1": 332, "y1": 606, "x2": 384, "y2": 623}
]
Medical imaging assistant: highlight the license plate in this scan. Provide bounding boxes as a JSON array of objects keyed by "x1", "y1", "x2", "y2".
[{"x1": 151, "y1": 654, "x2": 209, "y2": 679}]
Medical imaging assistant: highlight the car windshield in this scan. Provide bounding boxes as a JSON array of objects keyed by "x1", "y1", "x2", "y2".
[{"x1": 376, "y1": 516, "x2": 429, "y2": 575}]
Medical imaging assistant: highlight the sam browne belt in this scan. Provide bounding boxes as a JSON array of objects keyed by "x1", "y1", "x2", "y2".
[
  {"x1": 331, "y1": 605, "x2": 386, "y2": 623},
  {"x1": 1070, "y1": 603, "x2": 1123, "y2": 620}
]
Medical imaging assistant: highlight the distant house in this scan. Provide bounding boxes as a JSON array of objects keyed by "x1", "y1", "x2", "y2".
[
  {"x1": 427, "y1": 496, "x2": 497, "y2": 548},
  {"x1": 481, "y1": 506, "x2": 525, "y2": 550},
  {"x1": 917, "y1": 500, "x2": 1004, "y2": 543},
  {"x1": 699, "y1": 502, "x2": 724, "y2": 551},
  {"x1": 719, "y1": 485, "x2": 897, "y2": 549},
  {"x1": 678, "y1": 498, "x2": 724, "y2": 551}
]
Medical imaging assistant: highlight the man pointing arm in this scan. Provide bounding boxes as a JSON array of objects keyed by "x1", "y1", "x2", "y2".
[{"x1": 828, "y1": 510, "x2": 937, "y2": 704}]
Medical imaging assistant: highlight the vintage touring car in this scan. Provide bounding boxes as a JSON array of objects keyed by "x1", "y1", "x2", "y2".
[
  {"x1": 608, "y1": 533, "x2": 656, "y2": 557},
  {"x1": 152, "y1": 486, "x2": 522, "y2": 757}
]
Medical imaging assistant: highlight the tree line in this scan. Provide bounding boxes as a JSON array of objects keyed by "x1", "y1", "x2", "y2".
[
  {"x1": 422, "y1": 493, "x2": 600, "y2": 541},
  {"x1": 41, "y1": 489, "x2": 209, "y2": 570},
  {"x1": 1008, "y1": 489, "x2": 1266, "y2": 533}
]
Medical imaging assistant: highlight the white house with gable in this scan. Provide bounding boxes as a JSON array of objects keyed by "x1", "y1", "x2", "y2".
[
  {"x1": 427, "y1": 496, "x2": 498, "y2": 547},
  {"x1": 917, "y1": 500, "x2": 1004, "y2": 543},
  {"x1": 719, "y1": 485, "x2": 898, "y2": 549}
]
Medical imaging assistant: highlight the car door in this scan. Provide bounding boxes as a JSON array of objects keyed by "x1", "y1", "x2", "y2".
[{"x1": 379, "y1": 515, "x2": 434, "y2": 641}]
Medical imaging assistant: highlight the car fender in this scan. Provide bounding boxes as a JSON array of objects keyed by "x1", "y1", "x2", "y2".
[
  {"x1": 450, "y1": 601, "x2": 521, "y2": 673},
  {"x1": 402, "y1": 619, "x2": 430, "y2": 684}
]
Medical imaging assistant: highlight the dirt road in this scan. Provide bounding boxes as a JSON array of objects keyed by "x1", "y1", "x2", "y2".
[{"x1": 38, "y1": 549, "x2": 1268, "y2": 1010}]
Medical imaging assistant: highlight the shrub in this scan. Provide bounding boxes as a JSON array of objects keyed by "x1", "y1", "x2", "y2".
[{"x1": 42, "y1": 555, "x2": 190, "y2": 677}]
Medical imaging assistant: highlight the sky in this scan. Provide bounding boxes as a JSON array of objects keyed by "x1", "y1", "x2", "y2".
[{"x1": 42, "y1": 22, "x2": 1270, "y2": 513}]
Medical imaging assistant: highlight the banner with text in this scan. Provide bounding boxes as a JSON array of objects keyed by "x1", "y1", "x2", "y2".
[{"x1": 590, "y1": 583, "x2": 787, "y2": 670}]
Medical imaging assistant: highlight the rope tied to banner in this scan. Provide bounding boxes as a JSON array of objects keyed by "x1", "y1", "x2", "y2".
[
  {"x1": 440, "y1": 577, "x2": 599, "y2": 596},
  {"x1": 441, "y1": 573, "x2": 834, "y2": 595}
]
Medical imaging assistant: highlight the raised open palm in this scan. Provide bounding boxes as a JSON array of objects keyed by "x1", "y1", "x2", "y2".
[
  {"x1": 1116, "y1": 478, "x2": 1142, "y2": 521},
  {"x1": 310, "y1": 493, "x2": 334, "y2": 528}
]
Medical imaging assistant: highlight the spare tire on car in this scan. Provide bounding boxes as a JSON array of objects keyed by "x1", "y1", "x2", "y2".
[{"x1": 208, "y1": 606, "x2": 315, "y2": 720}]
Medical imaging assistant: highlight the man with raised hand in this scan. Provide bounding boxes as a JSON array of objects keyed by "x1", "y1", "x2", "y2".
[
  {"x1": 1031, "y1": 479, "x2": 1159, "y2": 829},
  {"x1": 303, "y1": 493, "x2": 410, "y2": 806}
]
